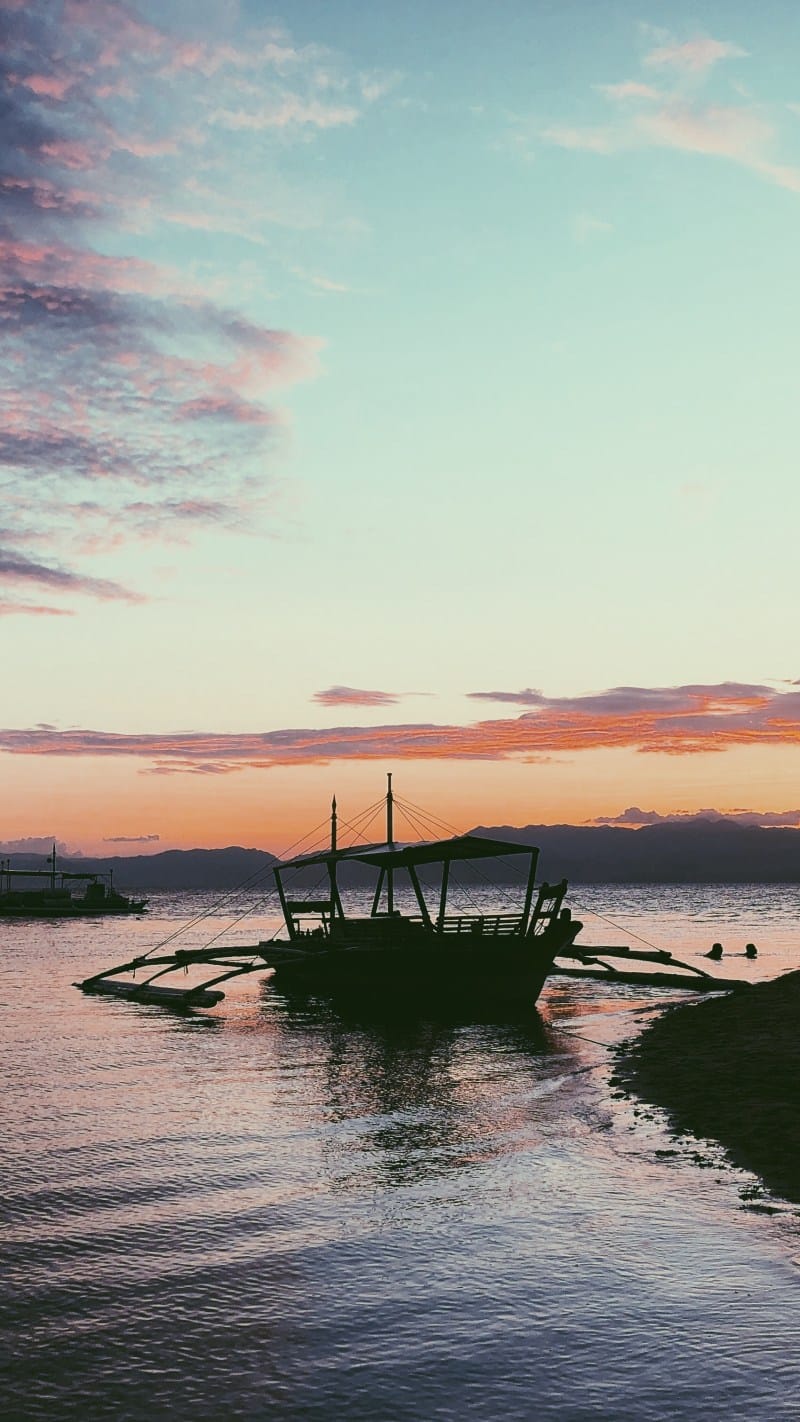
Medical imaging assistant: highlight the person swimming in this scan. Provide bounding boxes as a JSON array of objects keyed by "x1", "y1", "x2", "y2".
[{"x1": 706, "y1": 942, "x2": 723, "y2": 960}]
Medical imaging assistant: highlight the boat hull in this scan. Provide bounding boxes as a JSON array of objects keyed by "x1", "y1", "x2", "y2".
[
  {"x1": 266, "y1": 919, "x2": 581, "y2": 1007},
  {"x1": 0, "y1": 901, "x2": 146, "y2": 918}
]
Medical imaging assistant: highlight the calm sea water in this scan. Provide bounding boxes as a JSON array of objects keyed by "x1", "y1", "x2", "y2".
[{"x1": 2, "y1": 884, "x2": 799, "y2": 1421}]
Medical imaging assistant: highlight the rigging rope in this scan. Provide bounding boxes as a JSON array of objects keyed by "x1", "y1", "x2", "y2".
[
  {"x1": 138, "y1": 781, "x2": 673, "y2": 966},
  {"x1": 139, "y1": 812, "x2": 335, "y2": 959},
  {"x1": 395, "y1": 792, "x2": 671, "y2": 955}
]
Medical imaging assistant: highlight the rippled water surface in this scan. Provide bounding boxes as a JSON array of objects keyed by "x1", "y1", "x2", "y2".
[{"x1": 2, "y1": 885, "x2": 799, "y2": 1420}]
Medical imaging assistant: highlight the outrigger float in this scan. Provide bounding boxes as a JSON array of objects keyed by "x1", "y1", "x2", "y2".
[{"x1": 76, "y1": 778, "x2": 751, "y2": 1012}]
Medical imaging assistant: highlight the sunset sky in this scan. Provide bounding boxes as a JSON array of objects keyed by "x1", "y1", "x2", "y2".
[{"x1": 3, "y1": 0, "x2": 800, "y2": 855}]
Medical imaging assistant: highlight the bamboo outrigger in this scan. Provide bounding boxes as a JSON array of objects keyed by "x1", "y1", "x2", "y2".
[{"x1": 552, "y1": 943, "x2": 750, "y2": 993}]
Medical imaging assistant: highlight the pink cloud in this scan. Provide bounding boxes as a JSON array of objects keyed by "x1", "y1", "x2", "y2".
[
  {"x1": 38, "y1": 139, "x2": 109, "y2": 171},
  {"x1": 212, "y1": 98, "x2": 360, "y2": 132},
  {"x1": 0, "y1": 547, "x2": 143, "y2": 602},
  {"x1": 314, "y1": 686, "x2": 401, "y2": 707},
  {"x1": 113, "y1": 135, "x2": 180, "y2": 159},
  {"x1": 638, "y1": 103, "x2": 773, "y2": 163},
  {"x1": 176, "y1": 394, "x2": 277, "y2": 426},
  {"x1": 0, "y1": 600, "x2": 74, "y2": 617},
  {"x1": 0, "y1": 0, "x2": 389, "y2": 607},
  {"x1": 20, "y1": 73, "x2": 76, "y2": 100},
  {"x1": 538, "y1": 27, "x2": 800, "y2": 197},
  {"x1": 63, "y1": 0, "x2": 169, "y2": 67},
  {"x1": 598, "y1": 81, "x2": 660, "y2": 102},
  {"x1": 644, "y1": 37, "x2": 748, "y2": 74},
  {"x1": 0, "y1": 237, "x2": 168, "y2": 294},
  {"x1": 541, "y1": 125, "x2": 616, "y2": 154},
  {"x1": 0, "y1": 176, "x2": 100, "y2": 218},
  {"x1": 163, "y1": 37, "x2": 306, "y2": 79},
  {"x1": 543, "y1": 92, "x2": 800, "y2": 196},
  {"x1": 636, "y1": 104, "x2": 800, "y2": 192}
]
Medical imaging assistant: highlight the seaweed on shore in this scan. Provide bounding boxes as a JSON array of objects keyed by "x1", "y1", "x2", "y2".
[{"x1": 612, "y1": 970, "x2": 800, "y2": 1205}]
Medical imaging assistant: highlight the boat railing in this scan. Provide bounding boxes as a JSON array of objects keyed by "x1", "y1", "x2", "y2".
[{"x1": 434, "y1": 913, "x2": 525, "y2": 937}]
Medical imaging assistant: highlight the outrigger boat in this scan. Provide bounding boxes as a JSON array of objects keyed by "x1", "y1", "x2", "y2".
[
  {"x1": 76, "y1": 777, "x2": 752, "y2": 1012},
  {"x1": 2, "y1": 846, "x2": 147, "y2": 918},
  {"x1": 77, "y1": 776, "x2": 582, "y2": 1010}
]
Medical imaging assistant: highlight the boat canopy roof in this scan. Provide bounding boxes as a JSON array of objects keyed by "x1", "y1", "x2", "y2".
[{"x1": 279, "y1": 833, "x2": 536, "y2": 873}]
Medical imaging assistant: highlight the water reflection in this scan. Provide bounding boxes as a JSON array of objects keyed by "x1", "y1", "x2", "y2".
[
  {"x1": 263, "y1": 989, "x2": 574, "y2": 1191},
  {"x1": 4, "y1": 902, "x2": 800, "y2": 1422}
]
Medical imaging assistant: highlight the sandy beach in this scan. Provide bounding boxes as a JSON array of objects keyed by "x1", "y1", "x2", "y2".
[{"x1": 614, "y1": 970, "x2": 800, "y2": 1205}]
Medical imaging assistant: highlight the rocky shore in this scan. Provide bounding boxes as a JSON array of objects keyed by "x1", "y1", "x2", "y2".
[{"x1": 614, "y1": 970, "x2": 800, "y2": 1205}]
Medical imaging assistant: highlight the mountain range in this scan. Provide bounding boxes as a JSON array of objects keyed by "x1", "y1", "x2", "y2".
[{"x1": 4, "y1": 819, "x2": 800, "y2": 888}]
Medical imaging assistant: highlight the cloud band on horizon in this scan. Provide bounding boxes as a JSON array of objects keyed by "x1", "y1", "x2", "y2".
[{"x1": 1, "y1": 682, "x2": 799, "y2": 771}]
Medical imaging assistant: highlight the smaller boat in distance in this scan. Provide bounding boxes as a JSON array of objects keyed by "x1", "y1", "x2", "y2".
[
  {"x1": 1, "y1": 846, "x2": 147, "y2": 918},
  {"x1": 77, "y1": 776, "x2": 581, "y2": 1009}
]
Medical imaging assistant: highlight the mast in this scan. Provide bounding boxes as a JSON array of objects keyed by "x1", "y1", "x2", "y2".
[
  {"x1": 50, "y1": 841, "x2": 56, "y2": 891},
  {"x1": 329, "y1": 794, "x2": 339, "y2": 923},
  {"x1": 386, "y1": 772, "x2": 394, "y2": 915}
]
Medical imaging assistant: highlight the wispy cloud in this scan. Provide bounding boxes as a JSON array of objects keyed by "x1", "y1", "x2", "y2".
[
  {"x1": 313, "y1": 686, "x2": 401, "y2": 707},
  {"x1": 0, "y1": 1, "x2": 385, "y2": 613},
  {"x1": 572, "y1": 212, "x2": 613, "y2": 242},
  {"x1": 598, "y1": 81, "x2": 660, "y2": 102},
  {"x1": 0, "y1": 600, "x2": 74, "y2": 617},
  {"x1": 539, "y1": 29, "x2": 800, "y2": 196},
  {"x1": 643, "y1": 37, "x2": 748, "y2": 75},
  {"x1": 211, "y1": 98, "x2": 360, "y2": 132},
  {"x1": 542, "y1": 125, "x2": 615, "y2": 154},
  {"x1": 591, "y1": 806, "x2": 800, "y2": 828},
  {"x1": 2, "y1": 682, "x2": 800, "y2": 770},
  {"x1": 0, "y1": 546, "x2": 142, "y2": 602},
  {"x1": 102, "y1": 833, "x2": 160, "y2": 843}
]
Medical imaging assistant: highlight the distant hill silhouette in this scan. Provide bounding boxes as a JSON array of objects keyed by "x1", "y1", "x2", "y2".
[
  {"x1": 5, "y1": 819, "x2": 800, "y2": 888},
  {"x1": 475, "y1": 819, "x2": 800, "y2": 883},
  {"x1": 3, "y1": 847, "x2": 278, "y2": 891}
]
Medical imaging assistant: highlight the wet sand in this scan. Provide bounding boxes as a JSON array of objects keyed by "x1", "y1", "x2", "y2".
[{"x1": 614, "y1": 970, "x2": 800, "y2": 1204}]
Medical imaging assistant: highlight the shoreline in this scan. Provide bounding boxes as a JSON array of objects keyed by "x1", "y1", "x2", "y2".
[{"x1": 612, "y1": 970, "x2": 800, "y2": 1205}]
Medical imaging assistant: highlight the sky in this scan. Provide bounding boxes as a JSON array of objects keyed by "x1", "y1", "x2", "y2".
[{"x1": 2, "y1": 0, "x2": 800, "y2": 855}]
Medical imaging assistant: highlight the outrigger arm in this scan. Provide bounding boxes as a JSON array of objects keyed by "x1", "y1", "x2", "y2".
[
  {"x1": 554, "y1": 941, "x2": 750, "y2": 992},
  {"x1": 76, "y1": 942, "x2": 303, "y2": 1009}
]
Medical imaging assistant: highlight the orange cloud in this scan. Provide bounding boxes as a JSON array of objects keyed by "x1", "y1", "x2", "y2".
[{"x1": 1, "y1": 682, "x2": 799, "y2": 768}]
